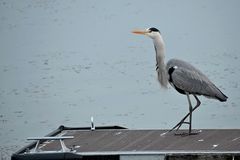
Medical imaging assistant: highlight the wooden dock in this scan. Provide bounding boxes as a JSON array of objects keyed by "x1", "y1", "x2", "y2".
[{"x1": 12, "y1": 125, "x2": 240, "y2": 160}]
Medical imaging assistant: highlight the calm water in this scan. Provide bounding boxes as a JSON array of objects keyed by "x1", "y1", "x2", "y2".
[{"x1": 1, "y1": 0, "x2": 240, "y2": 158}]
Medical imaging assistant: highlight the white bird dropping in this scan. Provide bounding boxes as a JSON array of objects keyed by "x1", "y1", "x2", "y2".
[{"x1": 160, "y1": 132, "x2": 167, "y2": 136}]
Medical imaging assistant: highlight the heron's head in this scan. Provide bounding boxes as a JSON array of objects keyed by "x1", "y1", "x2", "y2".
[{"x1": 132, "y1": 27, "x2": 161, "y2": 39}]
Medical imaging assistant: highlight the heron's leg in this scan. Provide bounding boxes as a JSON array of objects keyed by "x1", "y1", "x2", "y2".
[
  {"x1": 169, "y1": 94, "x2": 201, "y2": 134},
  {"x1": 187, "y1": 94, "x2": 201, "y2": 135},
  {"x1": 193, "y1": 95, "x2": 201, "y2": 110},
  {"x1": 174, "y1": 93, "x2": 193, "y2": 135},
  {"x1": 186, "y1": 93, "x2": 192, "y2": 134}
]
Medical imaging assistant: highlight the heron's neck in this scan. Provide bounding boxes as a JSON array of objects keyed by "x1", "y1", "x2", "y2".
[
  {"x1": 153, "y1": 35, "x2": 168, "y2": 88},
  {"x1": 153, "y1": 35, "x2": 165, "y2": 68}
]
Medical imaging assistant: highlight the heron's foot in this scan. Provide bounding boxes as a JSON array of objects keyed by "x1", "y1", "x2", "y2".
[
  {"x1": 168, "y1": 121, "x2": 189, "y2": 133},
  {"x1": 174, "y1": 130, "x2": 200, "y2": 136}
]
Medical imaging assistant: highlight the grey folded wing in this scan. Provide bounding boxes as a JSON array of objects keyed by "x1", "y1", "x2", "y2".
[{"x1": 171, "y1": 67, "x2": 227, "y2": 101}]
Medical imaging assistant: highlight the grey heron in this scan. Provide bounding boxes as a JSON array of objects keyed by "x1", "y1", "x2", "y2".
[{"x1": 132, "y1": 27, "x2": 228, "y2": 135}]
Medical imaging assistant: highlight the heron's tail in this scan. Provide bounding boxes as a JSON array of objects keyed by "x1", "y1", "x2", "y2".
[
  {"x1": 208, "y1": 84, "x2": 228, "y2": 102},
  {"x1": 216, "y1": 89, "x2": 228, "y2": 102}
]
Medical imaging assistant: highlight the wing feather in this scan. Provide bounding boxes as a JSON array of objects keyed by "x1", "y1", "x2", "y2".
[
  {"x1": 167, "y1": 59, "x2": 228, "y2": 101},
  {"x1": 172, "y1": 68, "x2": 211, "y2": 95}
]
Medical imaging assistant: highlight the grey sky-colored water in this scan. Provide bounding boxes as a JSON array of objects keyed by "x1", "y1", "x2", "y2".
[{"x1": 1, "y1": 0, "x2": 240, "y2": 157}]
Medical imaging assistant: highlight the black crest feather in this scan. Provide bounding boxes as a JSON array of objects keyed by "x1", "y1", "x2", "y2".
[{"x1": 148, "y1": 27, "x2": 160, "y2": 32}]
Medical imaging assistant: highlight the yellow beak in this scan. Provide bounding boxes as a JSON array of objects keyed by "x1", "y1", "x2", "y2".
[{"x1": 132, "y1": 29, "x2": 148, "y2": 35}]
